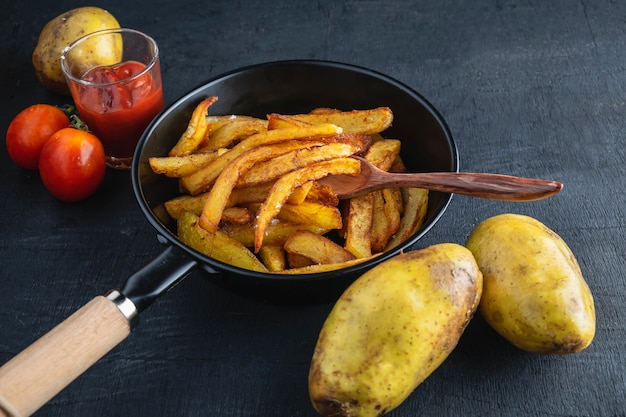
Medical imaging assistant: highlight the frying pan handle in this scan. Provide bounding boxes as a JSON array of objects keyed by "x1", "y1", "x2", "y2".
[{"x1": 0, "y1": 295, "x2": 132, "y2": 417}]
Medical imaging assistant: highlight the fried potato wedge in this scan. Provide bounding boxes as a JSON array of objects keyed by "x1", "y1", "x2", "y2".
[
  {"x1": 199, "y1": 139, "x2": 326, "y2": 234},
  {"x1": 203, "y1": 116, "x2": 268, "y2": 151},
  {"x1": 177, "y1": 211, "x2": 268, "y2": 272},
  {"x1": 237, "y1": 141, "x2": 363, "y2": 188},
  {"x1": 149, "y1": 152, "x2": 220, "y2": 178},
  {"x1": 168, "y1": 96, "x2": 219, "y2": 156},
  {"x1": 181, "y1": 123, "x2": 343, "y2": 195},
  {"x1": 343, "y1": 193, "x2": 374, "y2": 258},
  {"x1": 278, "y1": 201, "x2": 343, "y2": 230},
  {"x1": 275, "y1": 254, "x2": 380, "y2": 274},
  {"x1": 370, "y1": 189, "x2": 402, "y2": 253},
  {"x1": 254, "y1": 157, "x2": 361, "y2": 252},
  {"x1": 289, "y1": 107, "x2": 393, "y2": 135},
  {"x1": 221, "y1": 221, "x2": 329, "y2": 248},
  {"x1": 385, "y1": 187, "x2": 429, "y2": 250},
  {"x1": 258, "y1": 245, "x2": 286, "y2": 272},
  {"x1": 267, "y1": 113, "x2": 314, "y2": 130},
  {"x1": 284, "y1": 230, "x2": 355, "y2": 265},
  {"x1": 165, "y1": 193, "x2": 207, "y2": 219},
  {"x1": 363, "y1": 138, "x2": 402, "y2": 171}
]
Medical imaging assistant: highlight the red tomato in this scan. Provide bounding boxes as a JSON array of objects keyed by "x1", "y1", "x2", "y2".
[
  {"x1": 6, "y1": 104, "x2": 70, "y2": 169},
  {"x1": 39, "y1": 128, "x2": 106, "y2": 202}
]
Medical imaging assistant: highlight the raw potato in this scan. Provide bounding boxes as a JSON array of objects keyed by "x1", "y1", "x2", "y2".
[
  {"x1": 465, "y1": 213, "x2": 595, "y2": 354},
  {"x1": 32, "y1": 7, "x2": 121, "y2": 95},
  {"x1": 309, "y1": 243, "x2": 483, "y2": 417}
]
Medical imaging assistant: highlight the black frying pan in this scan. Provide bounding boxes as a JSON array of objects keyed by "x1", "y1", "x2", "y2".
[{"x1": 0, "y1": 60, "x2": 457, "y2": 417}]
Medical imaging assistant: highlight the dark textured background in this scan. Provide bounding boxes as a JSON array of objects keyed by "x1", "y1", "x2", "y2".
[{"x1": 1, "y1": 1, "x2": 625, "y2": 416}]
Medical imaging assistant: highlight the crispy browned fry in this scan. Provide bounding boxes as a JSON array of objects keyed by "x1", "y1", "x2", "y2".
[
  {"x1": 237, "y1": 141, "x2": 362, "y2": 188},
  {"x1": 199, "y1": 139, "x2": 326, "y2": 234},
  {"x1": 305, "y1": 182, "x2": 339, "y2": 206},
  {"x1": 247, "y1": 201, "x2": 343, "y2": 230},
  {"x1": 258, "y1": 245, "x2": 286, "y2": 272},
  {"x1": 181, "y1": 123, "x2": 343, "y2": 195},
  {"x1": 370, "y1": 189, "x2": 402, "y2": 253},
  {"x1": 274, "y1": 254, "x2": 380, "y2": 274},
  {"x1": 221, "y1": 207, "x2": 254, "y2": 225},
  {"x1": 287, "y1": 252, "x2": 315, "y2": 269},
  {"x1": 343, "y1": 193, "x2": 374, "y2": 258},
  {"x1": 254, "y1": 157, "x2": 361, "y2": 252},
  {"x1": 164, "y1": 193, "x2": 208, "y2": 219},
  {"x1": 202, "y1": 116, "x2": 268, "y2": 151},
  {"x1": 168, "y1": 97, "x2": 219, "y2": 156},
  {"x1": 287, "y1": 181, "x2": 314, "y2": 205},
  {"x1": 382, "y1": 188, "x2": 402, "y2": 232},
  {"x1": 363, "y1": 139, "x2": 402, "y2": 171},
  {"x1": 370, "y1": 191, "x2": 390, "y2": 253},
  {"x1": 228, "y1": 183, "x2": 275, "y2": 206},
  {"x1": 149, "y1": 152, "x2": 220, "y2": 178},
  {"x1": 177, "y1": 211, "x2": 268, "y2": 272},
  {"x1": 267, "y1": 113, "x2": 313, "y2": 130},
  {"x1": 289, "y1": 107, "x2": 393, "y2": 135},
  {"x1": 385, "y1": 187, "x2": 429, "y2": 251},
  {"x1": 220, "y1": 221, "x2": 329, "y2": 248},
  {"x1": 284, "y1": 230, "x2": 355, "y2": 265}
]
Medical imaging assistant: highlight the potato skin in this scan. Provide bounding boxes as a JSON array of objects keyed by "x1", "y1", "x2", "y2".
[
  {"x1": 32, "y1": 7, "x2": 120, "y2": 95},
  {"x1": 466, "y1": 213, "x2": 595, "y2": 354},
  {"x1": 308, "y1": 243, "x2": 482, "y2": 417}
]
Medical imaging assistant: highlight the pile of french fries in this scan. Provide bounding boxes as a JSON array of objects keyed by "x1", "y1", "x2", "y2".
[{"x1": 148, "y1": 96, "x2": 429, "y2": 274}]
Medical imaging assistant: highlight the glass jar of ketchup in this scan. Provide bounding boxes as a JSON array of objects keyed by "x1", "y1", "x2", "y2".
[{"x1": 61, "y1": 28, "x2": 164, "y2": 169}]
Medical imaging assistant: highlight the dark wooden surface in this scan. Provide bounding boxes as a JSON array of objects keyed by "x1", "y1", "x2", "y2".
[{"x1": 1, "y1": 1, "x2": 625, "y2": 416}]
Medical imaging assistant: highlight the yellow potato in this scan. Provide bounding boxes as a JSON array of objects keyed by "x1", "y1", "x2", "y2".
[
  {"x1": 309, "y1": 244, "x2": 482, "y2": 417},
  {"x1": 466, "y1": 213, "x2": 595, "y2": 354},
  {"x1": 32, "y1": 7, "x2": 121, "y2": 95}
]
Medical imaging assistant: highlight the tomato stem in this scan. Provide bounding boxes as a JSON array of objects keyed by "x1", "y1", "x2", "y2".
[{"x1": 59, "y1": 104, "x2": 92, "y2": 133}]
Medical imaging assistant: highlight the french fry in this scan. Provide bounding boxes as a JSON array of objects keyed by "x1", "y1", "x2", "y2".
[
  {"x1": 177, "y1": 211, "x2": 268, "y2": 272},
  {"x1": 369, "y1": 188, "x2": 402, "y2": 253},
  {"x1": 258, "y1": 245, "x2": 286, "y2": 272},
  {"x1": 385, "y1": 187, "x2": 429, "y2": 251},
  {"x1": 288, "y1": 107, "x2": 393, "y2": 135},
  {"x1": 370, "y1": 191, "x2": 390, "y2": 253},
  {"x1": 287, "y1": 252, "x2": 315, "y2": 269},
  {"x1": 363, "y1": 138, "x2": 401, "y2": 171},
  {"x1": 275, "y1": 254, "x2": 380, "y2": 274},
  {"x1": 202, "y1": 116, "x2": 268, "y2": 151},
  {"x1": 305, "y1": 182, "x2": 339, "y2": 206},
  {"x1": 284, "y1": 230, "x2": 355, "y2": 265},
  {"x1": 164, "y1": 193, "x2": 208, "y2": 219},
  {"x1": 343, "y1": 193, "x2": 374, "y2": 258},
  {"x1": 267, "y1": 113, "x2": 314, "y2": 130},
  {"x1": 220, "y1": 221, "x2": 329, "y2": 248},
  {"x1": 237, "y1": 141, "x2": 363, "y2": 188},
  {"x1": 181, "y1": 123, "x2": 343, "y2": 195},
  {"x1": 221, "y1": 207, "x2": 254, "y2": 225},
  {"x1": 246, "y1": 201, "x2": 343, "y2": 230},
  {"x1": 277, "y1": 201, "x2": 343, "y2": 230},
  {"x1": 149, "y1": 152, "x2": 220, "y2": 178},
  {"x1": 254, "y1": 157, "x2": 361, "y2": 252},
  {"x1": 168, "y1": 96, "x2": 219, "y2": 156},
  {"x1": 199, "y1": 139, "x2": 326, "y2": 234}
]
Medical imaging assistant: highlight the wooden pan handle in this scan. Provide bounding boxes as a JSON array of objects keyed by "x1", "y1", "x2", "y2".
[{"x1": 0, "y1": 295, "x2": 132, "y2": 417}]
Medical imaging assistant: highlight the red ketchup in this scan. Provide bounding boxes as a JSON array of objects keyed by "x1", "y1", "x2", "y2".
[{"x1": 71, "y1": 60, "x2": 164, "y2": 162}]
